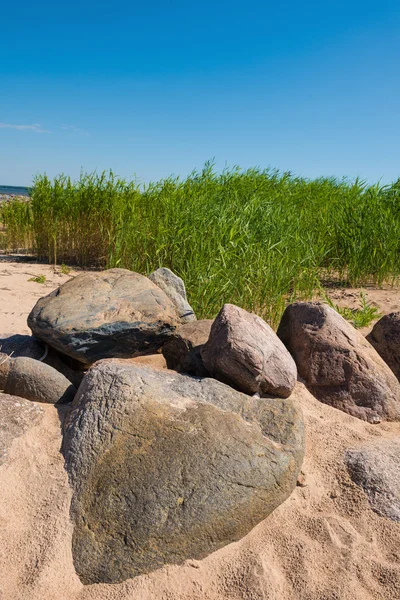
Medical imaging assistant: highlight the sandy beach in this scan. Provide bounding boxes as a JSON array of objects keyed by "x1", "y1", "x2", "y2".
[{"x1": 0, "y1": 257, "x2": 399, "y2": 600}]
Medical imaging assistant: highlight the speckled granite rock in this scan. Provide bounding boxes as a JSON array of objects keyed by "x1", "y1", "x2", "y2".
[
  {"x1": 367, "y1": 312, "x2": 400, "y2": 381},
  {"x1": 345, "y1": 439, "x2": 400, "y2": 521},
  {"x1": 201, "y1": 304, "x2": 297, "y2": 398},
  {"x1": 277, "y1": 302, "x2": 400, "y2": 423},
  {"x1": 63, "y1": 360, "x2": 305, "y2": 584}
]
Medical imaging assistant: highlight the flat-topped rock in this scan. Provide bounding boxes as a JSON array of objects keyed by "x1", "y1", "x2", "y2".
[
  {"x1": 28, "y1": 269, "x2": 182, "y2": 365},
  {"x1": 277, "y1": 302, "x2": 400, "y2": 423},
  {"x1": 63, "y1": 360, "x2": 305, "y2": 584}
]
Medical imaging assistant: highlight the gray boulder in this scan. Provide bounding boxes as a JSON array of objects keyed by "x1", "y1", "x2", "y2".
[
  {"x1": 148, "y1": 267, "x2": 196, "y2": 323},
  {"x1": 0, "y1": 393, "x2": 42, "y2": 466},
  {"x1": 162, "y1": 319, "x2": 212, "y2": 376},
  {"x1": 0, "y1": 355, "x2": 76, "y2": 404},
  {"x1": 345, "y1": 440, "x2": 400, "y2": 521},
  {"x1": 277, "y1": 302, "x2": 400, "y2": 423},
  {"x1": 0, "y1": 333, "x2": 84, "y2": 387},
  {"x1": 367, "y1": 312, "x2": 400, "y2": 381},
  {"x1": 28, "y1": 268, "x2": 182, "y2": 365},
  {"x1": 201, "y1": 304, "x2": 297, "y2": 398},
  {"x1": 63, "y1": 360, "x2": 305, "y2": 584}
]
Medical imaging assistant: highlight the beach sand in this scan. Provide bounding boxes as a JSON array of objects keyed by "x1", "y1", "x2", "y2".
[{"x1": 0, "y1": 258, "x2": 399, "y2": 600}]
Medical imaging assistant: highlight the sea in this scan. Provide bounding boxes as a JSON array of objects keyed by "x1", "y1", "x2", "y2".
[{"x1": 0, "y1": 185, "x2": 30, "y2": 197}]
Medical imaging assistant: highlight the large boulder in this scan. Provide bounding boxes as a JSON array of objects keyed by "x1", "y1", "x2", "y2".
[
  {"x1": 63, "y1": 360, "x2": 305, "y2": 584},
  {"x1": 201, "y1": 304, "x2": 297, "y2": 398},
  {"x1": 148, "y1": 267, "x2": 196, "y2": 323},
  {"x1": 277, "y1": 302, "x2": 400, "y2": 423},
  {"x1": 0, "y1": 393, "x2": 42, "y2": 466},
  {"x1": 367, "y1": 313, "x2": 400, "y2": 381},
  {"x1": 0, "y1": 355, "x2": 76, "y2": 404},
  {"x1": 345, "y1": 440, "x2": 400, "y2": 521},
  {"x1": 0, "y1": 333, "x2": 84, "y2": 387},
  {"x1": 162, "y1": 319, "x2": 213, "y2": 376},
  {"x1": 28, "y1": 269, "x2": 182, "y2": 365}
]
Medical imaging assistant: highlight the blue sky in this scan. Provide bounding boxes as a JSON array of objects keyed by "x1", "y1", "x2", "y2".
[{"x1": 1, "y1": 0, "x2": 400, "y2": 185}]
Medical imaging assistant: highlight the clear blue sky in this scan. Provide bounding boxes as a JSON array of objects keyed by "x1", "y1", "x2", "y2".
[{"x1": 1, "y1": 0, "x2": 400, "y2": 186}]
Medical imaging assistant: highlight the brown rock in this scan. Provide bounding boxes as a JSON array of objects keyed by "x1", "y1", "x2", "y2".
[
  {"x1": 201, "y1": 304, "x2": 297, "y2": 398},
  {"x1": 277, "y1": 302, "x2": 400, "y2": 423},
  {"x1": 63, "y1": 360, "x2": 305, "y2": 584},
  {"x1": 367, "y1": 312, "x2": 400, "y2": 381},
  {"x1": 162, "y1": 319, "x2": 213, "y2": 376}
]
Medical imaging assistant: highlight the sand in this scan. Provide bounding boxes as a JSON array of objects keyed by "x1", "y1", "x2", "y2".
[
  {"x1": 0, "y1": 256, "x2": 82, "y2": 334},
  {"x1": 0, "y1": 259, "x2": 400, "y2": 600}
]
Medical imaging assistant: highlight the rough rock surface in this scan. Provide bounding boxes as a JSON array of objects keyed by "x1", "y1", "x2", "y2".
[
  {"x1": 148, "y1": 267, "x2": 196, "y2": 323},
  {"x1": 63, "y1": 360, "x2": 305, "y2": 584},
  {"x1": 0, "y1": 392, "x2": 42, "y2": 465},
  {"x1": 367, "y1": 312, "x2": 400, "y2": 381},
  {"x1": 201, "y1": 304, "x2": 297, "y2": 398},
  {"x1": 277, "y1": 302, "x2": 400, "y2": 423},
  {"x1": 345, "y1": 439, "x2": 400, "y2": 521},
  {"x1": 28, "y1": 269, "x2": 182, "y2": 365},
  {"x1": 162, "y1": 319, "x2": 212, "y2": 376},
  {"x1": 0, "y1": 333, "x2": 83, "y2": 387},
  {"x1": 0, "y1": 355, "x2": 76, "y2": 404}
]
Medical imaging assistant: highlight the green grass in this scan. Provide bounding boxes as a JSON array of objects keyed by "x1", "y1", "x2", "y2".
[
  {"x1": 28, "y1": 274, "x2": 47, "y2": 284},
  {"x1": 323, "y1": 291, "x2": 382, "y2": 329},
  {"x1": 2, "y1": 163, "x2": 400, "y2": 325}
]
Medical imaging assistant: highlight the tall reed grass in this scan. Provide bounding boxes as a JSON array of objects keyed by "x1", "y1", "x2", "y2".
[{"x1": 2, "y1": 164, "x2": 400, "y2": 325}]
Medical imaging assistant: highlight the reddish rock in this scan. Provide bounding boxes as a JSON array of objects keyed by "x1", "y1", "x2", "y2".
[
  {"x1": 367, "y1": 312, "x2": 400, "y2": 381},
  {"x1": 201, "y1": 304, "x2": 297, "y2": 397},
  {"x1": 277, "y1": 302, "x2": 400, "y2": 423}
]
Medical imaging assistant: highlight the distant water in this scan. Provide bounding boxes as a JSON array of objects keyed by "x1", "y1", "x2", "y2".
[{"x1": 0, "y1": 185, "x2": 30, "y2": 196}]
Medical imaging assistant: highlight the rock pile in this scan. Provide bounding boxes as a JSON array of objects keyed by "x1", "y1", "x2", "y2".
[{"x1": 1, "y1": 266, "x2": 400, "y2": 585}]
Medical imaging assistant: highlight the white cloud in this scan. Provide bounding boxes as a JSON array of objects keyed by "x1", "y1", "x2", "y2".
[
  {"x1": 62, "y1": 124, "x2": 89, "y2": 136},
  {"x1": 0, "y1": 123, "x2": 51, "y2": 133}
]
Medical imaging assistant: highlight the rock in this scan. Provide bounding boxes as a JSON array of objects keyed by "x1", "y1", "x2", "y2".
[
  {"x1": 201, "y1": 304, "x2": 297, "y2": 398},
  {"x1": 345, "y1": 440, "x2": 400, "y2": 521},
  {"x1": 0, "y1": 355, "x2": 76, "y2": 404},
  {"x1": 277, "y1": 302, "x2": 400, "y2": 423},
  {"x1": 162, "y1": 319, "x2": 213, "y2": 376},
  {"x1": 128, "y1": 354, "x2": 167, "y2": 370},
  {"x1": 63, "y1": 360, "x2": 305, "y2": 584},
  {"x1": 28, "y1": 268, "x2": 182, "y2": 365},
  {"x1": 0, "y1": 333, "x2": 84, "y2": 387},
  {"x1": 0, "y1": 393, "x2": 42, "y2": 465},
  {"x1": 148, "y1": 267, "x2": 196, "y2": 323},
  {"x1": 367, "y1": 313, "x2": 400, "y2": 381}
]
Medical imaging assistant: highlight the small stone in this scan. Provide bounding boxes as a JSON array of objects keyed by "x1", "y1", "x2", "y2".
[{"x1": 148, "y1": 267, "x2": 196, "y2": 323}]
